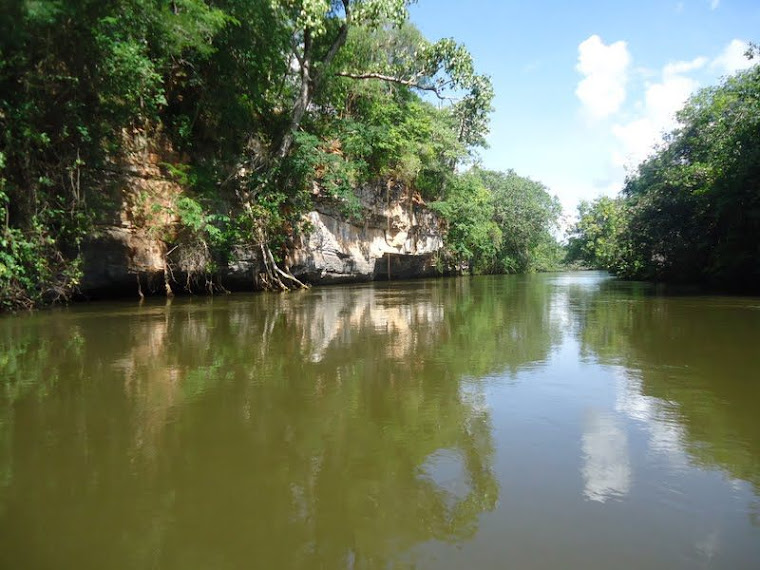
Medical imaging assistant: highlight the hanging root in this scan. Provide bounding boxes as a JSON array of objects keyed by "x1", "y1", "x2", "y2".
[
  {"x1": 260, "y1": 243, "x2": 288, "y2": 291},
  {"x1": 164, "y1": 267, "x2": 174, "y2": 297},
  {"x1": 265, "y1": 245, "x2": 310, "y2": 289},
  {"x1": 163, "y1": 260, "x2": 174, "y2": 298},
  {"x1": 162, "y1": 245, "x2": 180, "y2": 297},
  {"x1": 259, "y1": 244, "x2": 309, "y2": 291}
]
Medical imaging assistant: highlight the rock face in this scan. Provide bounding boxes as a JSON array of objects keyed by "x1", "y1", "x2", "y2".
[
  {"x1": 79, "y1": 136, "x2": 446, "y2": 298},
  {"x1": 80, "y1": 131, "x2": 181, "y2": 298},
  {"x1": 80, "y1": 173, "x2": 443, "y2": 297},
  {"x1": 81, "y1": 227, "x2": 168, "y2": 297},
  {"x1": 289, "y1": 182, "x2": 445, "y2": 285}
]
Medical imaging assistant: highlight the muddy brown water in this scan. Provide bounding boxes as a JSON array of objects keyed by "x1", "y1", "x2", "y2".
[{"x1": 1, "y1": 272, "x2": 759, "y2": 569}]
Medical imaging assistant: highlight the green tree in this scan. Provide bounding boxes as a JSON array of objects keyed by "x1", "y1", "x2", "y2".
[
  {"x1": 618, "y1": 63, "x2": 760, "y2": 288},
  {"x1": 0, "y1": 0, "x2": 232, "y2": 307},
  {"x1": 566, "y1": 196, "x2": 627, "y2": 271},
  {"x1": 0, "y1": 0, "x2": 496, "y2": 306},
  {"x1": 432, "y1": 168, "x2": 562, "y2": 274},
  {"x1": 270, "y1": 0, "x2": 413, "y2": 158},
  {"x1": 482, "y1": 169, "x2": 562, "y2": 273},
  {"x1": 431, "y1": 171, "x2": 501, "y2": 272}
]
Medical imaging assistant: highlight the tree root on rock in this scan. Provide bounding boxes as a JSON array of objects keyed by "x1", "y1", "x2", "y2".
[{"x1": 259, "y1": 243, "x2": 309, "y2": 291}]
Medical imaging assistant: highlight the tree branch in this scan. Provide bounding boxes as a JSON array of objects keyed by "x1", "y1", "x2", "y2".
[
  {"x1": 320, "y1": 0, "x2": 351, "y2": 75},
  {"x1": 335, "y1": 71, "x2": 459, "y2": 101}
]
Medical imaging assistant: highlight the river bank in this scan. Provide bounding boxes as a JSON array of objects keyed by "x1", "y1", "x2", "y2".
[{"x1": 79, "y1": 178, "x2": 449, "y2": 301}]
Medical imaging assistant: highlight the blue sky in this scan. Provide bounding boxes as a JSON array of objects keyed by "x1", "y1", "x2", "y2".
[{"x1": 409, "y1": 0, "x2": 760, "y2": 217}]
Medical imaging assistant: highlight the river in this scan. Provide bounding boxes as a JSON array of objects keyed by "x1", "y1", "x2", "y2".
[{"x1": 1, "y1": 272, "x2": 759, "y2": 569}]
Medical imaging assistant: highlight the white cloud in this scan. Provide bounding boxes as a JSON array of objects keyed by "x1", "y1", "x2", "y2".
[
  {"x1": 611, "y1": 57, "x2": 703, "y2": 167},
  {"x1": 645, "y1": 74, "x2": 699, "y2": 122},
  {"x1": 576, "y1": 35, "x2": 631, "y2": 119},
  {"x1": 710, "y1": 0, "x2": 720, "y2": 10},
  {"x1": 663, "y1": 56, "x2": 708, "y2": 77},
  {"x1": 611, "y1": 41, "x2": 755, "y2": 168},
  {"x1": 606, "y1": 38, "x2": 755, "y2": 182},
  {"x1": 559, "y1": 37, "x2": 755, "y2": 215},
  {"x1": 712, "y1": 39, "x2": 753, "y2": 75},
  {"x1": 611, "y1": 118, "x2": 660, "y2": 167}
]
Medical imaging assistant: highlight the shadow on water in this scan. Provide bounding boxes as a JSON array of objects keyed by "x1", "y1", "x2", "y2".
[
  {"x1": 567, "y1": 275, "x2": 760, "y2": 492},
  {"x1": 0, "y1": 276, "x2": 563, "y2": 570}
]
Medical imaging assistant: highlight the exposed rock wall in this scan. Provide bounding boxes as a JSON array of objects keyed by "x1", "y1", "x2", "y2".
[
  {"x1": 81, "y1": 227, "x2": 168, "y2": 297},
  {"x1": 290, "y1": 182, "x2": 445, "y2": 284},
  {"x1": 79, "y1": 137, "x2": 447, "y2": 298},
  {"x1": 80, "y1": 131, "x2": 181, "y2": 297}
]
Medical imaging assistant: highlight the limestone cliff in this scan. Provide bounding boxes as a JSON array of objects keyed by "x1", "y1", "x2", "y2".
[
  {"x1": 80, "y1": 136, "x2": 447, "y2": 298},
  {"x1": 290, "y1": 182, "x2": 444, "y2": 285},
  {"x1": 80, "y1": 131, "x2": 181, "y2": 297}
]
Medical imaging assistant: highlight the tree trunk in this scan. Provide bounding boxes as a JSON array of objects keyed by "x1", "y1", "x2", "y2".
[
  {"x1": 275, "y1": 11, "x2": 350, "y2": 159},
  {"x1": 277, "y1": 57, "x2": 311, "y2": 159}
]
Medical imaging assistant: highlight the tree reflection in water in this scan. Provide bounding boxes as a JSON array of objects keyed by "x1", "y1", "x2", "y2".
[
  {"x1": 0, "y1": 276, "x2": 567, "y2": 569},
  {"x1": 568, "y1": 278, "x2": 760, "y2": 494},
  {"x1": 2, "y1": 273, "x2": 759, "y2": 569}
]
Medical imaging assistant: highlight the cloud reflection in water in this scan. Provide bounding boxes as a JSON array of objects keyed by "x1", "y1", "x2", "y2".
[{"x1": 582, "y1": 411, "x2": 631, "y2": 503}]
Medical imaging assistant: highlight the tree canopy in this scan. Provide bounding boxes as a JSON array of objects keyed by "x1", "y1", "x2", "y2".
[
  {"x1": 566, "y1": 62, "x2": 760, "y2": 292},
  {"x1": 432, "y1": 168, "x2": 562, "y2": 274},
  {"x1": 565, "y1": 196, "x2": 626, "y2": 272},
  {"x1": 0, "y1": 1, "x2": 567, "y2": 309}
]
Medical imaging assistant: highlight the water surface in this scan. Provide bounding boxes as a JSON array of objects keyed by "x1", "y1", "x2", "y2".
[{"x1": 1, "y1": 272, "x2": 759, "y2": 569}]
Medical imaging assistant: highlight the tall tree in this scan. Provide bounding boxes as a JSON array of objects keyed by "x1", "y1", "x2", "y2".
[
  {"x1": 271, "y1": 0, "x2": 412, "y2": 158},
  {"x1": 619, "y1": 64, "x2": 760, "y2": 288},
  {"x1": 432, "y1": 168, "x2": 562, "y2": 274},
  {"x1": 270, "y1": 0, "x2": 492, "y2": 159},
  {"x1": 566, "y1": 196, "x2": 626, "y2": 271}
]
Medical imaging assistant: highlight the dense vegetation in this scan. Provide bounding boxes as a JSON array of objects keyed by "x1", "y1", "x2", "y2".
[
  {"x1": 0, "y1": 0, "x2": 565, "y2": 310},
  {"x1": 432, "y1": 168, "x2": 562, "y2": 274},
  {"x1": 567, "y1": 62, "x2": 760, "y2": 291}
]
